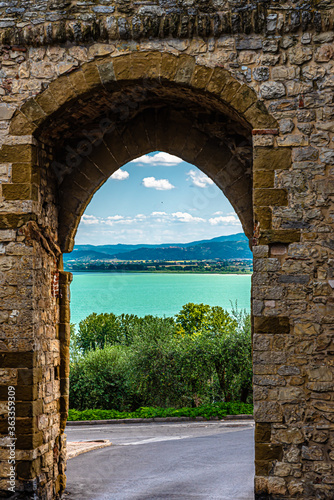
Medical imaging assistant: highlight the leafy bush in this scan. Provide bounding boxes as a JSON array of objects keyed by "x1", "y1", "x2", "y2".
[
  {"x1": 69, "y1": 303, "x2": 253, "y2": 412},
  {"x1": 69, "y1": 344, "x2": 137, "y2": 411},
  {"x1": 68, "y1": 402, "x2": 253, "y2": 421}
]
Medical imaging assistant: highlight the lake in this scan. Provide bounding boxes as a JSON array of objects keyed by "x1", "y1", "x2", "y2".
[{"x1": 70, "y1": 272, "x2": 252, "y2": 327}]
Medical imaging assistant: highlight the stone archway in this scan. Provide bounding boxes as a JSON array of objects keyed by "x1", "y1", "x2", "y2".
[{"x1": 1, "y1": 51, "x2": 300, "y2": 500}]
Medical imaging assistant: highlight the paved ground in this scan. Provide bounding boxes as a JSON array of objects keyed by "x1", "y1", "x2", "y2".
[{"x1": 65, "y1": 422, "x2": 255, "y2": 500}]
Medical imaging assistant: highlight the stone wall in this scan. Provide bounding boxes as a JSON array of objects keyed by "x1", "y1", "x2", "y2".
[
  {"x1": 0, "y1": 0, "x2": 333, "y2": 45},
  {"x1": 0, "y1": 1, "x2": 334, "y2": 499}
]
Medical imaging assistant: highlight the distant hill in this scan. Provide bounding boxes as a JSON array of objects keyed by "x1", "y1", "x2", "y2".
[
  {"x1": 110, "y1": 241, "x2": 251, "y2": 261},
  {"x1": 63, "y1": 233, "x2": 251, "y2": 263}
]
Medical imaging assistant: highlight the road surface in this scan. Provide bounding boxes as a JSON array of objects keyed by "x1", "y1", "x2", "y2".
[{"x1": 65, "y1": 421, "x2": 254, "y2": 500}]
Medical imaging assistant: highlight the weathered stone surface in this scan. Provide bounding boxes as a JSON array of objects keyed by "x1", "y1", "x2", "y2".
[
  {"x1": 268, "y1": 477, "x2": 287, "y2": 496},
  {"x1": 260, "y1": 81, "x2": 286, "y2": 100},
  {"x1": 0, "y1": 5, "x2": 334, "y2": 500},
  {"x1": 253, "y1": 67, "x2": 270, "y2": 82},
  {"x1": 288, "y1": 46, "x2": 313, "y2": 65},
  {"x1": 279, "y1": 119, "x2": 294, "y2": 134},
  {"x1": 301, "y1": 446, "x2": 324, "y2": 461}
]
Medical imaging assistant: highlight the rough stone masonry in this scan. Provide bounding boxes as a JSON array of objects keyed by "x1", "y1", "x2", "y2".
[{"x1": 0, "y1": 0, "x2": 334, "y2": 499}]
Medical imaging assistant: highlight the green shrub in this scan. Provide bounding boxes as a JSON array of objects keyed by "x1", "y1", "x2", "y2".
[
  {"x1": 69, "y1": 304, "x2": 253, "y2": 412},
  {"x1": 69, "y1": 344, "x2": 137, "y2": 411},
  {"x1": 68, "y1": 402, "x2": 253, "y2": 421}
]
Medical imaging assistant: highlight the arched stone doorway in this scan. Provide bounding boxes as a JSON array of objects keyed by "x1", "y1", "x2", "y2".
[{"x1": 1, "y1": 52, "x2": 294, "y2": 499}]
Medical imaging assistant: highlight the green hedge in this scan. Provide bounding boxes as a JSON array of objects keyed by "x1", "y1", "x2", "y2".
[{"x1": 68, "y1": 402, "x2": 253, "y2": 421}]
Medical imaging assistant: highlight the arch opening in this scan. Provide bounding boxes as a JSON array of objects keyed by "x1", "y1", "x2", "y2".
[{"x1": 38, "y1": 79, "x2": 254, "y2": 252}]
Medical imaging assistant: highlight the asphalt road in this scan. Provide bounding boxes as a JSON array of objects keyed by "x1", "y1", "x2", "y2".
[{"x1": 65, "y1": 422, "x2": 255, "y2": 500}]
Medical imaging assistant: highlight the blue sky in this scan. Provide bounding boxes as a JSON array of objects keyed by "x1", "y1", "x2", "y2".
[{"x1": 75, "y1": 152, "x2": 243, "y2": 245}]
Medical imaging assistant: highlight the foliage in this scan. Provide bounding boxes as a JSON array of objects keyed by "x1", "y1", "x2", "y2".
[
  {"x1": 125, "y1": 316, "x2": 182, "y2": 407},
  {"x1": 69, "y1": 303, "x2": 253, "y2": 412},
  {"x1": 68, "y1": 402, "x2": 253, "y2": 421},
  {"x1": 69, "y1": 344, "x2": 135, "y2": 411},
  {"x1": 75, "y1": 312, "x2": 175, "y2": 353},
  {"x1": 175, "y1": 303, "x2": 211, "y2": 335}
]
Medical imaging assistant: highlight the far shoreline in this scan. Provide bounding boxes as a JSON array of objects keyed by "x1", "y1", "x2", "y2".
[{"x1": 66, "y1": 269, "x2": 253, "y2": 275}]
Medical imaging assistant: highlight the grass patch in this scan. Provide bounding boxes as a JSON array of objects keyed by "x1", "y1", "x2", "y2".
[{"x1": 68, "y1": 402, "x2": 253, "y2": 422}]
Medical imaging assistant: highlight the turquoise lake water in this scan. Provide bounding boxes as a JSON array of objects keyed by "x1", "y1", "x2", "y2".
[{"x1": 70, "y1": 272, "x2": 252, "y2": 327}]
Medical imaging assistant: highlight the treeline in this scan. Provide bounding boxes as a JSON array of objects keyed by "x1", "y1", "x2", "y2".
[
  {"x1": 65, "y1": 260, "x2": 253, "y2": 273},
  {"x1": 70, "y1": 303, "x2": 253, "y2": 412}
]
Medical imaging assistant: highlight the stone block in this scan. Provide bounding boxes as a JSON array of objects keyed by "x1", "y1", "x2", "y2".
[
  {"x1": 35, "y1": 89, "x2": 59, "y2": 116},
  {"x1": 256, "y1": 443, "x2": 283, "y2": 461},
  {"x1": 221, "y1": 79, "x2": 241, "y2": 103},
  {"x1": 82, "y1": 63, "x2": 102, "y2": 90},
  {"x1": 254, "y1": 207, "x2": 272, "y2": 230},
  {"x1": 254, "y1": 402, "x2": 283, "y2": 423},
  {"x1": 278, "y1": 387, "x2": 305, "y2": 401},
  {"x1": 260, "y1": 81, "x2": 286, "y2": 100},
  {"x1": 244, "y1": 101, "x2": 278, "y2": 129},
  {"x1": 174, "y1": 55, "x2": 195, "y2": 85},
  {"x1": 308, "y1": 367, "x2": 333, "y2": 382},
  {"x1": 253, "y1": 67, "x2": 269, "y2": 82},
  {"x1": 254, "y1": 147, "x2": 291, "y2": 171},
  {"x1": 278, "y1": 275, "x2": 309, "y2": 284},
  {"x1": 255, "y1": 423, "x2": 272, "y2": 443},
  {"x1": 259, "y1": 230, "x2": 301, "y2": 245},
  {"x1": 254, "y1": 316, "x2": 290, "y2": 334},
  {"x1": 134, "y1": 52, "x2": 162, "y2": 80},
  {"x1": 268, "y1": 477, "x2": 287, "y2": 496},
  {"x1": 0, "y1": 214, "x2": 37, "y2": 230},
  {"x1": 279, "y1": 119, "x2": 294, "y2": 134},
  {"x1": 48, "y1": 76, "x2": 77, "y2": 107},
  {"x1": 254, "y1": 476, "x2": 268, "y2": 494},
  {"x1": 0, "y1": 351, "x2": 36, "y2": 369},
  {"x1": 255, "y1": 460, "x2": 270, "y2": 475},
  {"x1": 273, "y1": 428, "x2": 304, "y2": 444},
  {"x1": 294, "y1": 323, "x2": 320, "y2": 336},
  {"x1": 288, "y1": 46, "x2": 312, "y2": 65},
  {"x1": 253, "y1": 245, "x2": 269, "y2": 258},
  {"x1": 11, "y1": 164, "x2": 39, "y2": 185},
  {"x1": 274, "y1": 462, "x2": 292, "y2": 477},
  {"x1": 0, "y1": 145, "x2": 36, "y2": 164},
  {"x1": 254, "y1": 171, "x2": 274, "y2": 189},
  {"x1": 20, "y1": 100, "x2": 46, "y2": 126},
  {"x1": 277, "y1": 135, "x2": 309, "y2": 147},
  {"x1": 206, "y1": 67, "x2": 231, "y2": 95},
  {"x1": 254, "y1": 188, "x2": 288, "y2": 207},
  {"x1": 230, "y1": 85, "x2": 257, "y2": 113},
  {"x1": 292, "y1": 146, "x2": 319, "y2": 162},
  {"x1": 301, "y1": 445, "x2": 324, "y2": 461},
  {"x1": 16, "y1": 457, "x2": 41, "y2": 480},
  {"x1": 9, "y1": 112, "x2": 36, "y2": 136},
  {"x1": 190, "y1": 65, "x2": 213, "y2": 90},
  {"x1": 68, "y1": 69, "x2": 89, "y2": 95},
  {"x1": 97, "y1": 59, "x2": 116, "y2": 86},
  {"x1": 160, "y1": 53, "x2": 179, "y2": 81}
]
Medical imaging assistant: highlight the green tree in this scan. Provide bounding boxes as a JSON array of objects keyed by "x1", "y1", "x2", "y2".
[
  {"x1": 126, "y1": 316, "x2": 184, "y2": 407},
  {"x1": 175, "y1": 303, "x2": 211, "y2": 334}
]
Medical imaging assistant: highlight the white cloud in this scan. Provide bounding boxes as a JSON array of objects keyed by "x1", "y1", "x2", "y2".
[
  {"x1": 151, "y1": 211, "x2": 168, "y2": 216},
  {"x1": 131, "y1": 152, "x2": 183, "y2": 167},
  {"x1": 107, "y1": 215, "x2": 123, "y2": 220},
  {"x1": 142, "y1": 177, "x2": 175, "y2": 191},
  {"x1": 111, "y1": 169, "x2": 129, "y2": 181},
  {"x1": 209, "y1": 215, "x2": 241, "y2": 226},
  {"x1": 172, "y1": 212, "x2": 205, "y2": 223},
  {"x1": 187, "y1": 169, "x2": 214, "y2": 188},
  {"x1": 81, "y1": 215, "x2": 100, "y2": 225}
]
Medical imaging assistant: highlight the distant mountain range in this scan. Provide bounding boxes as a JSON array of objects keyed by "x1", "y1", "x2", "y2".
[{"x1": 63, "y1": 233, "x2": 252, "y2": 263}]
